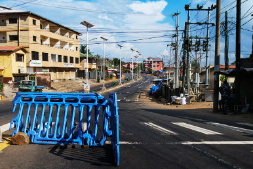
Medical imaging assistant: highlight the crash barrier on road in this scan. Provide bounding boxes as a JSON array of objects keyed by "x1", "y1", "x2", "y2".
[
  {"x1": 151, "y1": 82, "x2": 163, "y2": 94},
  {"x1": 10, "y1": 92, "x2": 120, "y2": 166}
]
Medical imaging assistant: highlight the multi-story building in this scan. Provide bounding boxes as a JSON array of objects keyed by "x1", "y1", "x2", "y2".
[
  {"x1": 0, "y1": 9, "x2": 81, "y2": 84},
  {"x1": 143, "y1": 57, "x2": 163, "y2": 71},
  {"x1": 122, "y1": 62, "x2": 138, "y2": 70}
]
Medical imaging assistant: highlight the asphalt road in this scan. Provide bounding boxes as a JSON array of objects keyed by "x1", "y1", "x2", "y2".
[{"x1": 0, "y1": 74, "x2": 253, "y2": 169}]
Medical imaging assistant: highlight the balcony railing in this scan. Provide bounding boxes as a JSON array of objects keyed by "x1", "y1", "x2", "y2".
[
  {"x1": 0, "y1": 23, "x2": 6, "y2": 26},
  {"x1": 0, "y1": 40, "x2": 7, "y2": 43},
  {"x1": 41, "y1": 43, "x2": 50, "y2": 47}
]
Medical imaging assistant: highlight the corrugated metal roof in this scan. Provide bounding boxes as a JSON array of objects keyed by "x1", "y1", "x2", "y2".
[{"x1": 0, "y1": 9, "x2": 81, "y2": 35}]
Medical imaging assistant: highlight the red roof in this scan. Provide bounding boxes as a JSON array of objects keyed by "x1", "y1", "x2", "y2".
[
  {"x1": 0, "y1": 46, "x2": 28, "y2": 53},
  {"x1": 219, "y1": 65, "x2": 236, "y2": 69}
]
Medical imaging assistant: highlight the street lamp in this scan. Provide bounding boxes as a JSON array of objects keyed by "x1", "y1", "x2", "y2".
[
  {"x1": 134, "y1": 55, "x2": 139, "y2": 81},
  {"x1": 81, "y1": 21, "x2": 94, "y2": 93},
  {"x1": 117, "y1": 44, "x2": 123, "y2": 85},
  {"x1": 130, "y1": 48, "x2": 135, "y2": 81},
  {"x1": 100, "y1": 37, "x2": 108, "y2": 90}
]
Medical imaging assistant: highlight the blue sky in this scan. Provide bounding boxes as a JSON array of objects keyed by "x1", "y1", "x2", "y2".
[{"x1": 1, "y1": 0, "x2": 253, "y2": 67}]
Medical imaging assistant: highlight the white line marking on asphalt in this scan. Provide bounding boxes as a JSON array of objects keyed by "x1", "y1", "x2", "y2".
[
  {"x1": 236, "y1": 122, "x2": 253, "y2": 127},
  {"x1": 181, "y1": 141, "x2": 253, "y2": 145},
  {"x1": 117, "y1": 99, "x2": 121, "y2": 101},
  {"x1": 105, "y1": 141, "x2": 253, "y2": 145},
  {"x1": 140, "y1": 122, "x2": 177, "y2": 135},
  {"x1": 172, "y1": 122, "x2": 222, "y2": 135},
  {"x1": 0, "y1": 123, "x2": 12, "y2": 132},
  {"x1": 205, "y1": 122, "x2": 253, "y2": 135}
]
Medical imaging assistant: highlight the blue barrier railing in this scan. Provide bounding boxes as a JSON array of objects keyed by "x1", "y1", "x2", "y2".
[
  {"x1": 10, "y1": 92, "x2": 120, "y2": 166},
  {"x1": 151, "y1": 82, "x2": 163, "y2": 94}
]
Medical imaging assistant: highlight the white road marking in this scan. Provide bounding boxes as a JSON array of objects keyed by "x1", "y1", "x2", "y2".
[
  {"x1": 0, "y1": 123, "x2": 12, "y2": 132},
  {"x1": 205, "y1": 122, "x2": 253, "y2": 135},
  {"x1": 140, "y1": 122, "x2": 177, "y2": 135},
  {"x1": 105, "y1": 141, "x2": 253, "y2": 145},
  {"x1": 172, "y1": 122, "x2": 222, "y2": 135},
  {"x1": 236, "y1": 122, "x2": 253, "y2": 127},
  {"x1": 117, "y1": 99, "x2": 121, "y2": 101}
]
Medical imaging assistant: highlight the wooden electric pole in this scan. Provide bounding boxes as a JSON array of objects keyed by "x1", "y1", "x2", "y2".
[{"x1": 213, "y1": 0, "x2": 221, "y2": 112}]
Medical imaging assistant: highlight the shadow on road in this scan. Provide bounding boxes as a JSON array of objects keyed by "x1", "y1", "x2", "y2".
[{"x1": 49, "y1": 144, "x2": 115, "y2": 166}]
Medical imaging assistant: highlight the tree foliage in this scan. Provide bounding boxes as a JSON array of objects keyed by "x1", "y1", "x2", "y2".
[
  {"x1": 231, "y1": 61, "x2": 236, "y2": 65},
  {"x1": 112, "y1": 58, "x2": 121, "y2": 66},
  {"x1": 80, "y1": 45, "x2": 92, "y2": 55}
]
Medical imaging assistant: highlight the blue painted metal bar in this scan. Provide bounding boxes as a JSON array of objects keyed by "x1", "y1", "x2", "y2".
[
  {"x1": 151, "y1": 81, "x2": 163, "y2": 94},
  {"x1": 10, "y1": 92, "x2": 120, "y2": 166}
]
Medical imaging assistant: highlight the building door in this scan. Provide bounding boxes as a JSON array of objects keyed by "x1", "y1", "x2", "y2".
[{"x1": 13, "y1": 76, "x2": 26, "y2": 88}]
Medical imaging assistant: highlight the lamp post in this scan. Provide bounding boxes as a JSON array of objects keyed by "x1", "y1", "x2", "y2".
[
  {"x1": 130, "y1": 48, "x2": 135, "y2": 81},
  {"x1": 81, "y1": 21, "x2": 94, "y2": 93},
  {"x1": 100, "y1": 37, "x2": 108, "y2": 90},
  {"x1": 118, "y1": 44, "x2": 123, "y2": 85},
  {"x1": 134, "y1": 55, "x2": 139, "y2": 81}
]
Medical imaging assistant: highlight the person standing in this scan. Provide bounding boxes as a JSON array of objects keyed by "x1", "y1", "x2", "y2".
[{"x1": 219, "y1": 80, "x2": 231, "y2": 114}]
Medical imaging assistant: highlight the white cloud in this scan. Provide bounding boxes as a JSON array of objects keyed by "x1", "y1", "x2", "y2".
[{"x1": 98, "y1": 14, "x2": 113, "y2": 22}]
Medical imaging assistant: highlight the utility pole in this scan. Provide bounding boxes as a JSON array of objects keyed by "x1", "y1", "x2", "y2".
[
  {"x1": 182, "y1": 29, "x2": 186, "y2": 94},
  {"x1": 235, "y1": 0, "x2": 241, "y2": 105},
  {"x1": 206, "y1": 7, "x2": 210, "y2": 88},
  {"x1": 213, "y1": 0, "x2": 221, "y2": 112},
  {"x1": 225, "y1": 11, "x2": 229, "y2": 70},
  {"x1": 185, "y1": 4, "x2": 215, "y2": 93},
  {"x1": 169, "y1": 44, "x2": 172, "y2": 80},
  {"x1": 185, "y1": 5, "x2": 191, "y2": 94},
  {"x1": 173, "y1": 11, "x2": 179, "y2": 89}
]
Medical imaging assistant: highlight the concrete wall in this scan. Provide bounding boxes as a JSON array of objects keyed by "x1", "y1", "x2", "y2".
[
  {"x1": 0, "y1": 49, "x2": 27, "y2": 81},
  {"x1": 239, "y1": 71, "x2": 253, "y2": 105},
  {"x1": 36, "y1": 73, "x2": 51, "y2": 88}
]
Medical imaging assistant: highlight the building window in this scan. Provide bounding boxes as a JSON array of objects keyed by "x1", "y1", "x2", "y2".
[
  {"x1": 42, "y1": 53, "x2": 48, "y2": 61},
  {"x1": 32, "y1": 51, "x2": 39, "y2": 60},
  {"x1": 33, "y1": 19, "x2": 36, "y2": 25},
  {"x1": 16, "y1": 54, "x2": 23, "y2": 62},
  {"x1": 2, "y1": 20, "x2": 4, "y2": 22},
  {"x1": 76, "y1": 35, "x2": 78, "y2": 39},
  {"x1": 64, "y1": 56, "x2": 68, "y2": 63},
  {"x1": 9, "y1": 35, "x2": 18, "y2": 41},
  {"x1": 75, "y1": 58, "x2": 79, "y2": 64},
  {"x1": 58, "y1": 55, "x2": 62, "y2": 62},
  {"x1": 70, "y1": 57, "x2": 73, "y2": 63},
  {"x1": 33, "y1": 36, "x2": 37, "y2": 42},
  {"x1": 3, "y1": 37, "x2": 5, "y2": 39},
  {"x1": 76, "y1": 47, "x2": 78, "y2": 51},
  {"x1": 9, "y1": 18, "x2": 17, "y2": 24},
  {"x1": 40, "y1": 24, "x2": 42, "y2": 29},
  {"x1": 51, "y1": 54, "x2": 57, "y2": 62}
]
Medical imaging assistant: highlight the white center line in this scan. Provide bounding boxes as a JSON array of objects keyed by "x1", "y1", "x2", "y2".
[
  {"x1": 105, "y1": 141, "x2": 253, "y2": 145},
  {"x1": 236, "y1": 122, "x2": 253, "y2": 127},
  {"x1": 172, "y1": 122, "x2": 222, "y2": 135},
  {"x1": 205, "y1": 122, "x2": 253, "y2": 135},
  {"x1": 140, "y1": 122, "x2": 177, "y2": 135}
]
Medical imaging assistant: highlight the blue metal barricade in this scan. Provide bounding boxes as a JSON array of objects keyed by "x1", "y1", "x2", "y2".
[
  {"x1": 10, "y1": 92, "x2": 120, "y2": 166},
  {"x1": 151, "y1": 82, "x2": 163, "y2": 94}
]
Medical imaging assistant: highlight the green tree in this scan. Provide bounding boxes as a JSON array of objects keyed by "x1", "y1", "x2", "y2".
[
  {"x1": 80, "y1": 45, "x2": 92, "y2": 55},
  {"x1": 112, "y1": 58, "x2": 121, "y2": 66},
  {"x1": 231, "y1": 61, "x2": 236, "y2": 65}
]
